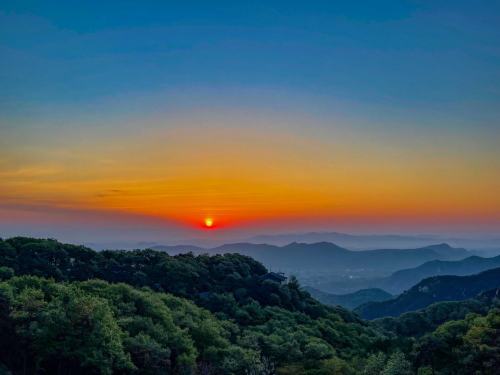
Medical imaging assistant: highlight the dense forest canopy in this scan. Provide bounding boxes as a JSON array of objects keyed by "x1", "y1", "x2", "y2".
[{"x1": 0, "y1": 237, "x2": 499, "y2": 374}]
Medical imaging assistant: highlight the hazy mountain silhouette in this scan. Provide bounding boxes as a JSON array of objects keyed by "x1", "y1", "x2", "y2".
[
  {"x1": 247, "y1": 232, "x2": 443, "y2": 249},
  {"x1": 243, "y1": 232, "x2": 500, "y2": 252},
  {"x1": 317, "y1": 252, "x2": 500, "y2": 295},
  {"x1": 378, "y1": 254, "x2": 500, "y2": 295},
  {"x1": 303, "y1": 286, "x2": 393, "y2": 310},
  {"x1": 217, "y1": 242, "x2": 469, "y2": 271},
  {"x1": 84, "y1": 231, "x2": 500, "y2": 255},
  {"x1": 153, "y1": 241, "x2": 470, "y2": 272},
  {"x1": 354, "y1": 267, "x2": 500, "y2": 320}
]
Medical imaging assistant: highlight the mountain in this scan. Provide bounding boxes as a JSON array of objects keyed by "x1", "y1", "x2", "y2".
[
  {"x1": 247, "y1": 232, "x2": 447, "y2": 249},
  {"x1": 475, "y1": 286, "x2": 500, "y2": 305},
  {"x1": 243, "y1": 231, "x2": 500, "y2": 251},
  {"x1": 314, "y1": 252, "x2": 500, "y2": 295},
  {"x1": 379, "y1": 254, "x2": 500, "y2": 294},
  {"x1": 150, "y1": 241, "x2": 471, "y2": 274},
  {"x1": 354, "y1": 267, "x2": 500, "y2": 320},
  {"x1": 81, "y1": 232, "x2": 500, "y2": 255},
  {"x1": 148, "y1": 241, "x2": 474, "y2": 295},
  {"x1": 303, "y1": 286, "x2": 393, "y2": 309},
  {"x1": 373, "y1": 286, "x2": 500, "y2": 338},
  {"x1": 214, "y1": 241, "x2": 353, "y2": 271},
  {"x1": 206, "y1": 242, "x2": 470, "y2": 272},
  {"x1": 373, "y1": 298, "x2": 491, "y2": 337},
  {"x1": 91, "y1": 241, "x2": 472, "y2": 275}
]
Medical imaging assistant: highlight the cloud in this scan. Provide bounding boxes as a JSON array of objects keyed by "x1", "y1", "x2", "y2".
[{"x1": 95, "y1": 189, "x2": 129, "y2": 198}]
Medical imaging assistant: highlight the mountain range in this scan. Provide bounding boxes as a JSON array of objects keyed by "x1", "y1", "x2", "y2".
[
  {"x1": 82, "y1": 231, "x2": 500, "y2": 254},
  {"x1": 354, "y1": 267, "x2": 500, "y2": 320},
  {"x1": 244, "y1": 232, "x2": 500, "y2": 251},
  {"x1": 303, "y1": 255, "x2": 500, "y2": 310},
  {"x1": 309, "y1": 252, "x2": 500, "y2": 295},
  {"x1": 377, "y1": 254, "x2": 500, "y2": 294},
  {"x1": 151, "y1": 242, "x2": 470, "y2": 273}
]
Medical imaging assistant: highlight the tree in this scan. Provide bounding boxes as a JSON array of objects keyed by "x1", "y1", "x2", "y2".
[
  {"x1": 30, "y1": 290, "x2": 134, "y2": 375},
  {"x1": 304, "y1": 338, "x2": 335, "y2": 360},
  {"x1": 381, "y1": 350, "x2": 412, "y2": 375},
  {"x1": 462, "y1": 308, "x2": 500, "y2": 374},
  {"x1": 287, "y1": 275, "x2": 300, "y2": 291},
  {"x1": 322, "y1": 356, "x2": 356, "y2": 374},
  {"x1": 363, "y1": 352, "x2": 386, "y2": 375},
  {"x1": 0, "y1": 241, "x2": 16, "y2": 268},
  {"x1": 0, "y1": 267, "x2": 14, "y2": 281}
]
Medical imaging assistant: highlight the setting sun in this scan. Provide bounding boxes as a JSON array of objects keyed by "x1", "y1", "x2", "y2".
[{"x1": 205, "y1": 218, "x2": 213, "y2": 227}]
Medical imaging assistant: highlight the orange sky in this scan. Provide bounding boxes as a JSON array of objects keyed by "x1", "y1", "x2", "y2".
[{"x1": 1, "y1": 108, "x2": 499, "y2": 240}]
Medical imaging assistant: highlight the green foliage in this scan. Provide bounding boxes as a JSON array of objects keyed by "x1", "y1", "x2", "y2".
[
  {"x1": 2, "y1": 237, "x2": 498, "y2": 374},
  {"x1": 320, "y1": 356, "x2": 357, "y2": 374},
  {"x1": 380, "y1": 350, "x2": 412, "y2": 375},
  {"x1": 375, "y1": 299, "x2": 489, "y2": 337},
  {"x1": 0, "y1": 267, "x2": 14, "y2": 280},
  {"x1": 0, "y1": 241, "x2": 16, "y2": 268},
  {"x1": 410, "y1": 308, "x2": 500, "y2": 375},
  {"x1": 0, "y1": 237, "x2": 388, "y2": 374},
  {"x1": 363, "y1": 352, "x2": 386, "y2": 375},
  {"x1": 416, "y1": 367, "x2": 432, "y2": 375},
  {"x1": 0, "y1": 276, "x2": 262, "y2": 374}
]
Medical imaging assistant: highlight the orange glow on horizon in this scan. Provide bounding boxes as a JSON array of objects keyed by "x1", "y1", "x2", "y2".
[{"x1": 2, "y1": 124, "x2": 499, "y2": 234}]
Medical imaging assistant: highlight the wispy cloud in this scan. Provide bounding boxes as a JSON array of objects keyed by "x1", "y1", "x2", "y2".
[{"x1": 95, "y1": 189, "x2": 129, "y2": 198}]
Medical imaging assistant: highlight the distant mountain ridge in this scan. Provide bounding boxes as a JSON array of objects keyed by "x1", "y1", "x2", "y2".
[
  {"x1": 354, "y1": 267, "x2": 500, "y2": 320},
  {"x1": 378, "y1": 254, "x2": 500, "y2": 294},
  {"x1": 244, "y1": 231, "x2": 500, "y2": 251},
  {"x1": 83, "y1": 231, "x2": 500, "y2": 255},
  {"x1": 151, "y1": 241, "x2": 471, "y2": 273},
  {"x1": 247, "y1": 232, "x2": 446, "y2": 249},
  {"x1": 313, "y1": 252, "x2": 500, "y2": 295},
  {"x1": 303, "y1": 286, "x2": 393, "y2": 310}
]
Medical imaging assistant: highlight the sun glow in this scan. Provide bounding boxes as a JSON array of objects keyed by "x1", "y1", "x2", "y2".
[{"x1": 205, "y1": 218, "x2": 213, "y2": 227}]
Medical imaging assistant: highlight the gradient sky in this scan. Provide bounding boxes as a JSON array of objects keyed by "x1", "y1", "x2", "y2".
[{"x1": 1, "y1": 1, "x2": 499, "y2": 243}]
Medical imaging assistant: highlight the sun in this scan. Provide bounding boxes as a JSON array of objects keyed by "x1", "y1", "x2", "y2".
[{"x1": 205, "y1": 218, "x2": 213, "y2": 227}]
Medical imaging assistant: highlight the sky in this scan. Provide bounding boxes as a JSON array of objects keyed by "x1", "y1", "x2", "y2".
[{"x1": 1, "y1": 0, "x2": 499, "y2": 243}]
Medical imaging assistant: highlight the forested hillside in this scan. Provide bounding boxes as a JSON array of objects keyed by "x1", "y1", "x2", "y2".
[
  {"x1": 378, "y1": 307, "x2": 500, "y2": 374},
  {"x1": 0, "y1": 237, "x2": 385, "y2": 374},
  {"x1": 355, "y1": 268, "x2": 500, "y2": 320},
  {"x1": 1, "y1": 237, "x2": 499, "y2": 375},
  {"x1": 374, "y1": 298, "x2": 492, "y2": 337},
  {"x1": 379, "y1": 255, "x2": 500, "y2": 294}
]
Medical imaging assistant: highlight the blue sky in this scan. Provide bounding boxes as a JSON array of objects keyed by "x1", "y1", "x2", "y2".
[{"x1": 2, "y1": 1, "x2": 499, "y2": 111}]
